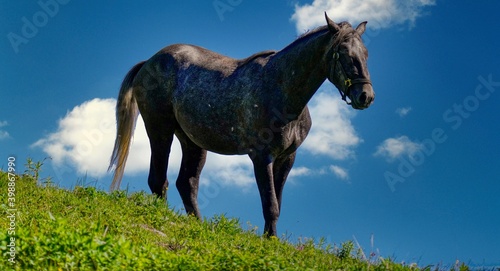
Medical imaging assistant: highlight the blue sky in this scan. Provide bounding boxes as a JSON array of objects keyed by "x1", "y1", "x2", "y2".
[{"x1": 1, "y1": 0, "x2": 499, "y2": 267}]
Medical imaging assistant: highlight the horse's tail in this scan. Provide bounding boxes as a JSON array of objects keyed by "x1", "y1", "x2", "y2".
[{"x1": 108, "y1": 61, "x2": 146, "y2": 191}]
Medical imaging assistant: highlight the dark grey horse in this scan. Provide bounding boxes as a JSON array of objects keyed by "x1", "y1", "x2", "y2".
[{"x1": 109, "y1": 13, "x2": 374, "y2": 236}]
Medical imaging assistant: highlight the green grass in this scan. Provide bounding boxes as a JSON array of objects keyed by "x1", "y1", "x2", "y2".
[{"x1": 0, "y1": 164, "x2": 473, "y2": 270}]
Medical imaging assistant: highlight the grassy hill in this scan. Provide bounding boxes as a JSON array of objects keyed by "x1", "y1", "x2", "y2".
[{"x1": 0, "y1": 163, "x2": 471, "y2": 270}]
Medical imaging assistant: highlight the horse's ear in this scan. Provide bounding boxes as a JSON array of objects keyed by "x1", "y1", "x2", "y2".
[
  {"x1": 356, "y1": 21, "x2": 367, "y2": 35},
  {"x1": 325, "y1": 12, "x2": 340, "y2": 33}
]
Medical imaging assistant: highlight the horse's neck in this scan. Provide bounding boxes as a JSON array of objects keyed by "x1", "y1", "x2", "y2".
[{"x1": 267, "y1": 31, "x2": 332, "y2": 116}]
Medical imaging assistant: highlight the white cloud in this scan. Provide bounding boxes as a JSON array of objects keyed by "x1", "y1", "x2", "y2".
[
  {"x1": 289, "y1": 166, "x2": 312, "y2": 179},
  {"x1": 201, "y1": 153, "x2": 254, "y2": 188},
  {"x1": 32, "y1": 98, "x2": 154, "y2": 178},
  {"x1": 287, "y1": 164, "x2": 351, "y2": 183},
  {"x1": 396, "y1": 107, "x2": 412, "y2": 117},
  {"x1": 330, "y1": 165, "x2": 349, "y2": 180},
  {"x1": 287, "y1": 166, "x2": 314, "y2": 183},
  {"x1": 0, "y1": 121, "x2": 9, "y2": 140},
  {"x1": 302, "y1": 91, "x2": 361, "y2": 160},
  {"x1": 374, "y1": 135, "x2": 422, "y2": 161},
  {"x1": 291, "y1": 0, "x2": 436, "y2": 33}
]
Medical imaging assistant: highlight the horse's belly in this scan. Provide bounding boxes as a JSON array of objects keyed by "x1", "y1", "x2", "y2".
[
  {"x1": 173, "y1": 99, "x2": 260, "y2": 155},
  {"x1": 177, "y1": 121, "x2": 256, "y2": 155}
]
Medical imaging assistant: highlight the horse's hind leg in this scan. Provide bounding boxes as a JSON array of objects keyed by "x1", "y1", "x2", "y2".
[
  {"x1": 141, "y1": 113, "x2": 175, "y2": 198},
  {"x1": 148, "y1": 134, "x2": 174, "y2": 198},
  {"x1": 175, "y1": 133, "x2": 207, "y2": 219}
]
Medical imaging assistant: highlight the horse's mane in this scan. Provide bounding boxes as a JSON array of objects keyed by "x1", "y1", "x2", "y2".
[
  {"x1": 238, "y1": 22, "x2": 355, "y2": 67},
  {"x1": 296, "y1": 25, "x2": 329, "y2": 40},
  {"x1": 295, "y1": 22, "x2": 356, "y2": 48}
]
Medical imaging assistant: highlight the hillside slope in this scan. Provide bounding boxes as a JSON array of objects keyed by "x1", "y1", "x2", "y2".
[{"x1": 0, "y1": 169, "x2": 460, "y2": 270}]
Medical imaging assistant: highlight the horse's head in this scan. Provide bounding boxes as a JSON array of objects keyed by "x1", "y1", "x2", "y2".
[{"x1": 324, "y1": 13, "x2": 375, "y2": 110}]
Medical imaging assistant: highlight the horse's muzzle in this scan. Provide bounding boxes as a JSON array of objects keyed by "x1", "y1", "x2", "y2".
[{"x1": 351, "y1": 83, "x2": 374, "y2": 110}]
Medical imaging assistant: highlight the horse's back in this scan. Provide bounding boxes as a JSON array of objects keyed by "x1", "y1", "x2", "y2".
[{"x1": 154, "y1": 44, "x2": 239, "y2": 76}]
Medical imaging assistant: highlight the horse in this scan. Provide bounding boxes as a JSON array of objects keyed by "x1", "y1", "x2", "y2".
[{"x1": 109, "y1": 13, "x2": 375, "y2": 236}]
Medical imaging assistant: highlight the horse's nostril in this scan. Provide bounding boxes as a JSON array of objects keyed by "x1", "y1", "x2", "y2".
[{"x1": 358, "y1": 92, "x2": 367, "y2": 104}]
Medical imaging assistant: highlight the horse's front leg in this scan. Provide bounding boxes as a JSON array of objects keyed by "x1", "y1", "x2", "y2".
[{"x1": 251, "y1": 153, "x2": 280, "y2": 237}]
